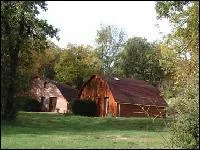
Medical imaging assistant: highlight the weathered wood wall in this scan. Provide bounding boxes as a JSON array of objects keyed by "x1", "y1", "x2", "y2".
[
  {"x1": 80, "y1": 75, "x2": 117, "y2": 117},
  {"x1": 119, "y1": 104, "x2": 166, "y2": 118},
  {"x1": 80, "y1": 75, "x2": 166, "y2": 118}
]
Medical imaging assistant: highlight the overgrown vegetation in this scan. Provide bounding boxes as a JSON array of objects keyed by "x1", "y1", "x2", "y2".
[
  {"x1": 15, "y1": 96, "x2": 40, "y2": 112},
  {"x1": 71, "y1": 99, "x2": 97, "y2": 117},
  {"x1": 155, "y1": 1, "x2": 199, "y2": 149}
]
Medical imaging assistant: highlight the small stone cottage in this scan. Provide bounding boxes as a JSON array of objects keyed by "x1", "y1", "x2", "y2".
[{"x1": 27, "y1": 76, "x2": 78, "y2": 113}]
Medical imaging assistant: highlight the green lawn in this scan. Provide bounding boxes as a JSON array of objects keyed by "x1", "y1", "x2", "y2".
[{"x1": 1, "y1": 112, "x2": 171, "y2": 149}]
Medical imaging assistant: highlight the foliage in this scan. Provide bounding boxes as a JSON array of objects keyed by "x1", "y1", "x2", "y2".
[
  {"x1": 95, "y1": 24, "x2": 127, "y2": 76},
  {"x1": 15, "y1": 96, "x2": 40, "y2": 112},
  {"x1": 1, "y1": 1, "x2": 59, "y2": 120},
  {"x1": 156, "y1": 43, "x2": 177, "y2": 99},
  {"x1": 156, "y1": 1, "x2": 199, "y2": 82},
  {"x1": 156, "y1": 1, "x2": 199, "y2": 149},
  {"x1": 31, "y1": 42, "x2": 60, "y2": 79},
  {"x1": 120, "y1": 37, "x2": 165, "y2": 86},
  {"x1": 168, "y1": 80, "x2": 199, "y2": 149},
  {"x1": 54, "y1": 44, "x2": 101, "y2": 89},
  {"x1": 71, "y1": 99, "x2": 97, "y2": 117}
]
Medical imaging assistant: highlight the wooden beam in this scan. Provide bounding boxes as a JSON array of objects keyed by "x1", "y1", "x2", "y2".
[{"x1": 118, "y1": 103, "x2": 120, "y2": 117}]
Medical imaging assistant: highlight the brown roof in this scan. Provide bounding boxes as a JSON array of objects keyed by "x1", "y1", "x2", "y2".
[
  {"x1": 80, "y1": 75, "x2": 168, "y2": 107},
  {"x1": 55, "y1": 83, "x2": 78, "y2": 101}
]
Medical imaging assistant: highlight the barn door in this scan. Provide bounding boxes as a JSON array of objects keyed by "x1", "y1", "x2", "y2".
[
  {"x1": 40, "y1": 97, "x2": 45, "y2": 111},
  {"x1": 97, "y1": 97, "x2": 102, "y2": 117},
  {"x1": 49, "y1": 97, "x2": 57, "y2": 112},
  {"x1": 104, "y1": 97, "x2": 109, "y2": 117}
]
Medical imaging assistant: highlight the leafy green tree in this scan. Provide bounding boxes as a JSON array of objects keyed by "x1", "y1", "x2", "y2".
[
  {"x1": 95, "y1": 24, "x2": 126, "y2": 76},
  {"x1": 55, "y1": 44, "x2": 101, "y2": 89},
  {"x1": 156, "y1": 1, "x2": 199, "y2": 148},
  {"x1": 1, "y1": 1, "x2": 59, "y2": 120},
  {"x1": 15, "y1": 40, "x2": 60, "y2": 94},
  {"x1": 38, "y1": 41, "x2": 61, "y2": 80},
  {"x1": 155, "y1": 43, "x2": 177, "y2": 98},
  {"x1": 120, "y1": 37, "x2": 165, "y2": 86},
  {"x1": 156, "y1": 1, "x2": 199, "y2": 82}
]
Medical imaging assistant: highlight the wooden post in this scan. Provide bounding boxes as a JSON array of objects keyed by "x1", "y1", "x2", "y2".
[{"x1": 118, "y1": 103, "x2": 120, "y2": 117}]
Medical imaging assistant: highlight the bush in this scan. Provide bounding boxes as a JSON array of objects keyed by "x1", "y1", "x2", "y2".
[
  {"x1": 15, "y1": 96, "x2": 41, "y2": 112},
  {"x1": 169, "y1": 97, "x2": 199, "y2": 149},
  {"x1": 71, "y1": 99, "x2": 97, "y2": 117},
  {"x1": 168, "y1": 80, "x2": 199, "y2": 149}
]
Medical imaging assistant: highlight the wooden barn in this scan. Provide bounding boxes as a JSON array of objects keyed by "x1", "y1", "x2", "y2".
[
  {"x1": 79, "y1": 75, "x2": 168, "y2": 118},
  {"x1": 25, "y1": 76, "x2": 78, "y2": 113}
]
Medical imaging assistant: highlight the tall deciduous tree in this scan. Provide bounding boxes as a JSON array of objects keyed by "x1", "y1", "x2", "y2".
[
  {"x1": 156, "y1": 1, "x2": 199, "y2": 148},
  {"x1": 156, "y1": 1, "x2": 199, "y2": 86},
  {"x1": 1, "y1": 1, "x2": 59, "y2": 120},
  {"x1": 120, "y1": 37, "x2": 165, "y2": 86},
  {"x1": 55, "y1": 44, "x2": 101, "y2": 89},
  {"x1": 95, "y1": 24, "x2": 126, "y2": 76}
]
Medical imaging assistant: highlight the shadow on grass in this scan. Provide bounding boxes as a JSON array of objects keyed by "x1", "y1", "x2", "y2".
[{"x1": 2, "y1": 112, "x2": 171, "y2": 136}]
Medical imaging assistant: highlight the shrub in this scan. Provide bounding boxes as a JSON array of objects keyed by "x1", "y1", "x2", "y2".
[
  {"x1": 168, "y1": 79, "x2": 199, "y2": 149},
  {"x1": 15, "y1": 96, "x2": 40, "y2": 112},
  {"x1": 71, "y1": 99, "x2": 97, "y2": 117},
  {"x1": 169, "y1": 97, "x2": 199, "y2": 149}
]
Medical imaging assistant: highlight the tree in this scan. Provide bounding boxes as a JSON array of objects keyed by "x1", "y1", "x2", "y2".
[
  {"x1": 37, "y1": 41, "x2": 61, "y2": 80},
  {"x1": 16, "y1": 40, "x2": 60, "y2": 92},
  {"x1": 95, "y1": 24, "x2": 126, "y2": 76},
  {"x1": 120, "y1": 37, "x2": 165, "y2": 86},
  {"x1": 1, "y1": 1, "x2": 59, "y2": 120},
  {"x1": 156, "y1": 43, "x2": 177, "y2": 99},
  {"x1": 55, "y1": 44, "x2": 101, "y2": 89},
  {"x1": 156, "y1": 1, "x2": 199, "y2": 81},
  {"x1": 156, "y1": 1, "x2": 199, "y2": 148}
]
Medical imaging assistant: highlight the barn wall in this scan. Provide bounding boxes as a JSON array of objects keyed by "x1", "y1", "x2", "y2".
[
  {"x1": 80, "y1": 75, "x2": 117, "y2": 117},
  {"x1": 80, "y1": 75, "x2": 167, "y2": 118},
  {"x1": 120, "y1": 104, "x2": 166, "y2": 118},
  {"x1": 29, "y1": 77, "x2": 68, "y2": 113}
]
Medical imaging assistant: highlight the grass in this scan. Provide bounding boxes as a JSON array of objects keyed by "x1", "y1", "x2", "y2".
[{"x1": 1, "y1": 112, "x2": 171, "y2": 149}]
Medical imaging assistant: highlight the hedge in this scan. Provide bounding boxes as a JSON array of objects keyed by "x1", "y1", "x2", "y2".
[
  {"x1": 71, "y1": 99, "x2": 97, "y2": 117},
  {"x1": 15, "y1": 96, "x2": 40, "y2": 112}
]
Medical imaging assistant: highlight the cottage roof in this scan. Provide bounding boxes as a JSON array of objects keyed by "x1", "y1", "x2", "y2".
[
  {"x1": 55, "y1": 83, "x2": 78, "y2": 101},
  {"x1": 80, "y1": 75, "x2": 168, "y2": 107}
]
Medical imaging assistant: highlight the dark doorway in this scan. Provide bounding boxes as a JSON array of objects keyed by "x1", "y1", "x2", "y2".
[
  {"x1": 49, "y1": 97, "x2": 57, "y2": 112},
  {"x1": 40, "y1": 97, "x2": 45, "y2": 111},
  {"x1": 97, "y1": 97, "x2": 102, "y2": 117},
  {"x1": 104, "y1": 97, "x2": 109, "y2": 117}
]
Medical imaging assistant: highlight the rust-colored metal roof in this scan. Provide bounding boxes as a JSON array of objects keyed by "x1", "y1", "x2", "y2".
[
  {"x1": 80, "y1": 75, "x2": 168, "y2": 107},
  {"x1": 103, "y1": 76, "x2": 168, "y2": 106}
]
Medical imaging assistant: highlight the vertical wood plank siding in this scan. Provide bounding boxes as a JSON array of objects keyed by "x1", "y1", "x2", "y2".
[
  {"x1": 80, "y1": 76, "x2": 117, "y2": 116},
  {"x1": 80, "y1": 75, "x2": 167, "y2": 118}
]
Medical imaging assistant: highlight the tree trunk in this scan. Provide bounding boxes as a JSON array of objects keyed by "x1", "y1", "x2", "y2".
[{"x1": 3, "y1": 7, "x2": 25, "y2": 120}]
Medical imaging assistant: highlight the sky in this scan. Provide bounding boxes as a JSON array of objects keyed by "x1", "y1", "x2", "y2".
[{"x1": 38, "y1": 1, "x2": 172, "y2": 48}]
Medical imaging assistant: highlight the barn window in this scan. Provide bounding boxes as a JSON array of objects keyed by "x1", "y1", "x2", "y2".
[
  {"x1": 114, "y1": 77, "x2": 120, "y2": 80},
  {"x1": 44, "y1": 81, "x2": 47, "y2": 88}
]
